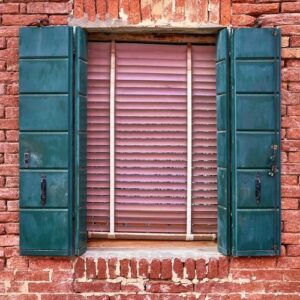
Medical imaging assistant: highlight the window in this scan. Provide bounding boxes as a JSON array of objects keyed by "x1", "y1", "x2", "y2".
[
  {"x1": 19, "y1": 26, "x2": 281, "y2": 257},
  {"x1": 87, "y1": 42, "x2": 217, "y2": 239}
]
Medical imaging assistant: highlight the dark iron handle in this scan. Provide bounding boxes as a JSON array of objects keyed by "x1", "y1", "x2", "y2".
[
  {"x1": 41, "y1": 176, "x2": 46, "y2": 206},
  {"x1": 255, "y1": 173, "x2": 261, "y2": 205}
]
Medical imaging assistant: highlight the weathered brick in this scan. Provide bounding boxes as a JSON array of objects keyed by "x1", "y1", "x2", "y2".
[
  {"x1": 27, "y1": 2, "x2": 71, "y2": 14},
  {"x1": 173, "y1": 258, "x2": 184, "y2": 279},
  {"x1": 150, "y1": 259, "x2": 161, "y2": 279},
  {"x1": 185, "y1": 258, "x2": 195, "y2": 280},
  {"x1": 232, "y1": 3, "x2": 279, "y2": 15},
  {"x1": 161, "y1": 259, "x2": 172, "y2": 280},
  {"x1": 97, "y1": 258, "x2": 107, "y2": 279},
  {"x1": 86, "y1": 257, "x2": 97, "y2": 279},
  {"x1": 74, "y1": 281, "x2": 120, "y2": 293}
]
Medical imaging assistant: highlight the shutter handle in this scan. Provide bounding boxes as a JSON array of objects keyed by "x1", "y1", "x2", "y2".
[
  {"x1": 24, "y1": 152, "x2": 30, "y2": 168},
  {"x1": 255, "y1": 173, "x2": 261, "y2": 205},
  {"x1": 41, "y1": 176, "x2": 47, "y2": 206}
]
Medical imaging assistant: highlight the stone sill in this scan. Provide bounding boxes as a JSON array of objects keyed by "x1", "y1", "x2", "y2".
[{"x1": 85, "y1": 240, "x2": 221, "y2": 260}]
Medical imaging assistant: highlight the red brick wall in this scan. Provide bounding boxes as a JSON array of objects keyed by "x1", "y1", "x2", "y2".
[{"x1": 0, "y1": 0, "x2": 300, "y2": 299}]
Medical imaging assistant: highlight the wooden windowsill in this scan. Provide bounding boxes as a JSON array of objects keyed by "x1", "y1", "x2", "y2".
[{"x1": 86, "y1": 239, "x2": 220, "y2": 259}]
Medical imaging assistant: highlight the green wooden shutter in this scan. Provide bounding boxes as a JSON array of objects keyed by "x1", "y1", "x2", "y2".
[
  {"x1": 19, "y1": 26, "x2": 87, "y2": 256},
  {"x1": 216, "y1": 29, "x2": 231, "y2": 255},
  {"x1": 74, "y1": 27, "x2": 88, "y2": 255},
  {"x1": 230, "y1": 28, "x2": 281, "y2": 256}
]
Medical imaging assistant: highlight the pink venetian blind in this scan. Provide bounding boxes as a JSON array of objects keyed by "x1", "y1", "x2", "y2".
[
  {"x1": 87, "y1": 43, "x2": 111, "y2": 232},
  {"x1": 86, "y1": 41, "x2": 217, "y2": 237},
  {"x1": 192, "y1": 46, "x2": 217, "y2": 234},
  {"x1": 115, "y1": 43, "x2": 187, "y2": 233}
]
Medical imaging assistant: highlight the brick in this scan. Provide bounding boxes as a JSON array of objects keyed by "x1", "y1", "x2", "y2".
[
  {"x1": 281, "y1": 175, "x2": 298, "y2": 185},
  {"x1": 289, "y1": 82, "x2": 300, "y2": 92},
  {"x1": 7, "y1": 200, "x2": 19, "y2": 211},
  {"x1": 121, "y1": 283, "x2": 142, "y2": 293},
  {"x1": 283, "y1": 48, "x2": 300, "y2": 59},
  {"x1": 74, "y1": 257, "x2": 85, "y2": 279},
  {"x1": 265, "y1": 281, "x2": 300, "y2": 293},
  {"x1": 86, "y1": 257, "x2": 97, "y2": 279},
  {"x1": 282, "y1": 2, "x2": 300, "y2": 13},
  {"x1": 5, "y1": 177, "x2": 18, "y2": 188},
  {"x1": 173, "y1": 258, "x2": 183, "y2": 278},
  {"x1": 6, "y1": 84, "x2": 18, "y2": 95},
  {"x1": 74, "y1": 281, "x2": 120, "y2": 293},
  {"x1": 5, "y1": 223, "x2": 19, "y2": 234},
  {"x1": 0, "y1": 187, "x2": 18, "y2": 199},
  {"x1": 161, "y1": 259, "x2": 172, "y2": 280},
  {"x1": 29, "y1": 282, "x2": 73, "y2": 293},
  {"x1": 0, "y1": 212, "x2": 18, "y2": 223},
  {"x1": 283, "y1": 269, "x2": 300, "y2": 281},
  {"x1": 282, "y1": 233, "x2": 300, "y2": 244},
  {"x1": 84, "y1": 0, "x2": 96, "y2": 21},
  {"x1": 146, "y1": 281, "x2": 193, "y2": 293},
  {"x1": 282, "y1": 198, "x2": 299, "y2": 209},
  {"x1": 108, "y1": 257, "x2": 118, "y2": 279},
  {"x1": 258, "y1": 13, "x2": 300, "y2": 26},
  {"x1": 97, "y1": 258, "x2": 107, "y2": 279},
  {"x1": 281, "y1": 25, "x2": 300, "y2": 36},
  {"x1": 207, "y1": 258, "x2": 219, "y2": 279},
  {"x1": 6, "y1": 256, "x2": 29, "y2": 270},
  {"x1": 29, "y1": 258, "x2": 73, "y2": 270},
  {"x1": 130, "y1": 258, "x2": 137, "y2": 278},
  {"x1": 27, "y1": 2, "x2": 71, "y2": 14},
  {"x1": 120, "y1": 258, "x2": 129, "y2": 277},
  {"x1": 282, "y1": 90, "x2": 300, "y2": 105},
  {"x1": 74, "y1": 0, "x2": 84, "y2": 18},
  {"x1": 4, "y1": 246, "x2": 19, "y2": 257},
  {"x1": 220, "y1": 0, "x2": 230, "y2": 25},
  {"x1": 51, "y1": 270, "x2": 74, "y2": 282},
  {"x1": 150, "y1": 259, "x2": 161, "y2": 279},
  {"x1": 2, "y1": 14, "x2": 48, "y2": 26},
  {"x1": 208, "y1": 0, "x2": 220, "y2": 23},
  {"x1": 174, "y1": 0, "x2": 185, "y2": 21},
  {"x1": 185, "y1": 258, "x2": 195, "y2": 280},
  {"x1": 96, "y1": 0, "x2": 107, "y2": 20},
  {"x1": 282, "y1": 210, "x2": 300, "y2": 221},
  {"x1": 0, "y1": 3, "x2": 19, "y2": 14},
  {"x1": 107, "y1": 0, "x2": 119, "y2": 19},
  {"x1": 291, "y1": 36, "x2": 300, "y2": 47},
  {"x1": 49, "y1": 15, "x2": 69, "y2": 25},
  {"x1": 231, "y1": 14, "x2": 256, "y2": 26},
  {"x1": 282, "y1": 68, "x2": 300, "y2": 81},
  {"x1": 0, "y1": 119, "x2": 18, "y2": 129},
  {"x1": 231, "y1": 257, "x2": 276, "y2": 269},
  {"x1": 138, "y1": 258, "x2": 149, "y2": 278},
  {"x1": 15, "y1": 270, "x2": 50, "y2": 281},
  {"x1": 4, "y1": 153, "x2": 18, "y2": 164},
  {"x1": 287, "y1": 245, "x2": 300, "y2": 256},
  {"x1": 151, "y1": 0, "x2": 163, "y2": 20},
  {"x1": 282, "y1": 185, "x2": 300, "y2": 197},
  {"x1": 277, "y1": 257, "x2": 300, "y2": 269},
  {"x1": 289, "y1": 151, "x2": 300, "y2": 163},
  {"x1": 128, "y1": 0, "x2": 141, "y2": 24},
  {"x1": 140, "y1": 0, "x2": 151, "y2": 20},
  {"x1": 218, "y1": 257, "x2": 229, "y2": 278},
  {"x1": 6, "y1": 130, "x2": 19, "y2": 142},
  {"x1": 282, "y1": 36, "x2": 289, "y2": 48},
  {"x1": 232, "y1": 3, "x2": 279, "y2": 15}
]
